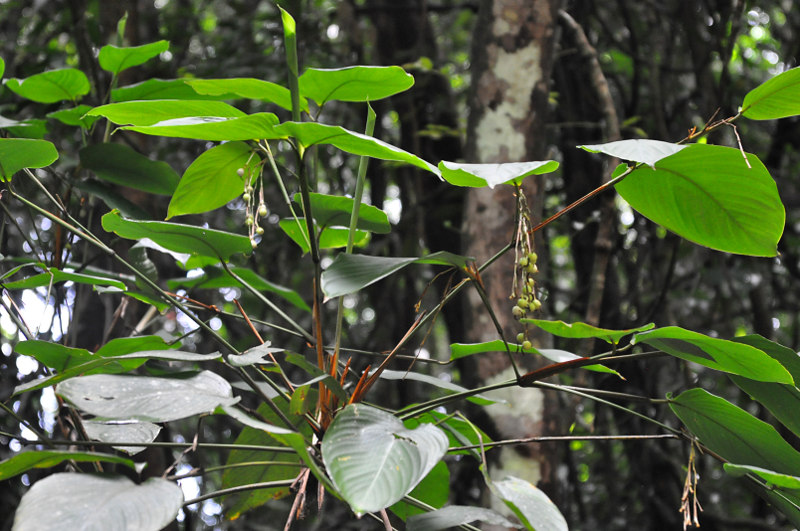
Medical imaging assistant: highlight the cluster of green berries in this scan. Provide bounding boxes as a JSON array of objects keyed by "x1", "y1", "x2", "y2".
[
  {"x1": 513, "y1": 250, "x2": 541, "y2": 349},
  {"x1": 238, "y1": 167, "x2": 268, "y2": 249}
]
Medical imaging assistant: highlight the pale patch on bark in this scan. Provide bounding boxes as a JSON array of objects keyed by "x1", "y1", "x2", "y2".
[{"x1": 475, "y1": 43, "x2": 543, "y2": 163}]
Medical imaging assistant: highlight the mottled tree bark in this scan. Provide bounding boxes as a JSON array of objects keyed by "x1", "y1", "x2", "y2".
[{"x1": 462, "y1": 0, "x2": 563, "y2": 500}]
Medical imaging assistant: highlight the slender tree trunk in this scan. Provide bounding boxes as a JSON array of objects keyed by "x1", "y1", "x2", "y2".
[{"x1": 462, "y1": 0, "x2": 563, "y2": 504}]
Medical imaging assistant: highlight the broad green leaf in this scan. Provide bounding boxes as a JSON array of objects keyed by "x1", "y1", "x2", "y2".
[
  {"x1": 633, "y1": 326, "x2": 793, "y2": 383},
  {"x1": 490, "y1": 476, "x2": 567, "y2": 531},
  {"x1": 580, "y1": 139, "x2": 685, "y2": 167},
  {"x1": 280, "y1": 217, "x2": 369, "y2": 253},
  {"x1": 119, "y1": 113, "x2": 280, "y2": 141},
  {"x1": 669, "y1": 388, "x2": 800, "y2": 475},
  {"x1": 167, "y1": 141, "x2": 256, "y2": 218},
  {"x1": 1, "y1": 267, "x2": 126, "y2": 291},
  {"x1": 14, "y1": 350, "x2": 220, "y2": 396},
  {"x1": 391, "y1": 461, "x2": 450, "y2": 520},
  {"x1": 47, "y1": 105, "x2": 100, "y2": 129},
  {"x1": 80, "y1": 143, "x2": 179, "y2": 195},
  {"x1": 379, "y1": 369, "x2": 497, "y2": 405},
  {"x1": 742, "y1": 66, "x2": 800, "y2": 120},
  {"x1": 284, "y1": 353, "x2": 348, "y2": 404},
  {"x1": 299, "y1": 66, "x2": 414, "y2": 105},
  {"x1": 74, "y1": 180, "x2": 150, "y2": 219},
  {"x1": 522, "y1": 319, "x2": 654, "y2": 344},
  {"x1": 724, "y1": 464, "x2": 800, "y2": 489},
  {"x1": 56, "y1": 370, "x2": 237, "y2": 422},
  {"x1": 438, "y1": 160, "x2": 559, "y2": 188},
  {"x1": 448, "y1": 340, "x2": 619, "y2": 376},
  {"x1": 321, "y1": 403, "x2": 448, "y2": 516},
  {"x1": 275, "y1": 121, "x2": 439, "y2": 175},
  {"x1": 98, "y1": 41, "x2": 169, "y2": 75},
  {"x1": 102, "y1": 210, "x2": 252, "y2": 262},
  {"x1": 0, "y1": 138, "x2": 58, "y2": 181},
  {"x1": 729, "y1": 335, "x2": 800, "y2": 438},
  {"x1": 615, "y1": 144, "x2": 784, "y2": 256},
  {"x1": 0, "y1": 57, "x2": 4, "y2": 79},
  {"x1": 0, "y1": 450, "x2": 136, "y2": 481},
  {"x1": 186, "y1": 78, "x2": 304, "y2": 112},
  {"x1": 407, "y1": 505, "x2": 518, "y2": 531},
  {"x1": 220, "y1": 404, "x2": 296, "y2": 434},
  {"x1": 223, "y1": 401, "x2": 309, "y2": 519},
  {"x1": 112, "y1": 78, "x2": 218, "y2": 102},
  {"x1": 403, "y1": 412, "x2": 493, "y2": 458},
  {"x1": 87, "y1": 99, "x2": 246, "y2": 126},
  {"x1": 13, "y1": 473, "x2": 182, "y2": 531},
  {"x1": 166, "y1": 265, "x2": 310, "y2": 312},
  {"x1": 299, "y1": 192, "x2": 391, "y2": 233},
  {"x1": 83, "y1": 420, "x2": 161, "y2": 455},
  {"x1": 321, "y1": 251, "x2": 471, "y2": 298},
  {"x1": 5, "y1": 68, "x2": 90, "y2": 103}
]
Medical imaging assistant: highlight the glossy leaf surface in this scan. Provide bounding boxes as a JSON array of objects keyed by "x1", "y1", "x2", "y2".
[
  {"x1": 522, "y1": 319, "x2": 654, "y2": 344},
  {"x1": 581, "y1": 139, "x2": 685, "y2": 166},
  {"x1": 98, "y1": 41, "x2": 169, "y2": 75},
  {"x1": 742, "y1": 66, "x2": 800, "y2": 120},
  {"x1": 80, "y1": 143, "x2": 179, "y2": 195},
  {"x1": 87, "y1": 99, "x2": 245, "y2": 125},
  {"x1": 438, "y1": 160, "x2": 559, "y2": 188},
  {"x1": 299, "y1": 65, "x2": 414, "y2": 104},
  {"x1": 0, "y1": 138, "x2": 58, "y2": 180},
  {"x1": 186, "y1": 77, "x2": 303, "y2": 111},
  {"x1": 6, "y1": 68, "x2": 90, "y2": 103},
  {"x1": 0, "y1": 450, "x2": 135, "y2": 481}
]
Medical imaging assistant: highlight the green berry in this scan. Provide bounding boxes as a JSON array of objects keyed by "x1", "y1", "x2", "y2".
[
  {"x1": 522, "y1": 340, "x2": 532, "y2": 350},
  {"x1": 517, "y1": 332, "x2": 525, "y2": 343},
  {"x1": 531, "y1": 299, "x2": 542, "y2": 310},
  {"x1": 242, "y1": 192, "x2": 251, "y2": 202},
  {"x1": 528, "y1": 252, "x2": 538, "y2": 263},
  {"x1": 245, "y1": 215, "x2": 254, "y2": 226},
  {"x1": 519, "y1": 256, "x2": 529, "y2": 267},
  {"x1": 526, "y1": 263, "x2": 537, "y2": 274},
  {"x1": 250, "y1": 238, "x2": 258, "y2": 249},
  {"x1": 258, "y1": 204, "x2": 268, "y2": 217},
  {"x1": 256, "y1": 226, "x2": 264, "y2": 235},
  {"x1": 237, "y1": 167, "x2": 245, "y2": 177},
  {"x1": 512, "y1": 306, "x2": 524, "y2": 318},
  {"x1": 517, "y1": 298, "x2": 529, "y2": 309}
]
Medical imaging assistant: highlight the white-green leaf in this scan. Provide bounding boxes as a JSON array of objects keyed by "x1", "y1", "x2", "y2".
[
  {"x1": 379, "y1": 369, "x2": 499, "y2": 405},
  {"x1": 83, "y1": 420, "x2": 161, "y2": 455},
  {"x1": 228, "y1": 343, "x2": 284, "y2": 367},
  {"x1": 724, "y1": 464, "x2": 800, "y2": 490},
  {"x1": 580, "y1": 139, "x2": 685, "y2": 167},
  {"x1": 407, "y1": 505, "x2": 518, "y2": 531},
  {"x1": 13, "y1": 474, "x2": 182, "y2": 531},
  {"x1": 321, "y1": 403, "x2": 448, "y2": 516},
  {"x1": 491, "y1": 476, "x2": 567, "y2": 531},
  {"x1": 438, "y1": 160, "x2": 559, "y2": 188},
  {"x1": 56, "y1": 370, "x2": 238, "y2": 422}
]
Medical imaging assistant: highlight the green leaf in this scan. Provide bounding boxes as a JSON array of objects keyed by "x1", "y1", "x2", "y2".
[
  {"x1": 167, "y1": 141, "x2": 256, "y2": 218},
  {"x1": 220, "y1": 404, "x2": 296, "y2": 434},
  {"x1": 13, "y1": 474, "x2": 182, "y2": 531},
  {"x1": 669, "y1": 388, "x2": 800, "y2": 475},
  {"x1": 83, "y1": 420, "x2": 161, "y2": 455},
  {"x1": 407, "y1": 505, "x2": 518, "y2": 531},
  {"x1": 102, "y1": 210, "x2": 252, "y2": 263},
  {"x1": 98, "y1": 41, "x2": 169, "y2": 75},
  {"x1": 222, "y1": 402, "x2": 308, "y2": 519},
  {"x1": 87, "y1": 99, "x2": 246, "y2": 125},
  {"x1": 227, "y1": 343, "x2": 284, "y2": 367},
  {"x1": 275, "y1": 121, "x2": 439, "y2": 175},
  {"x1": 0, "y1": 450, "x2": 136, "y2": 481},
  {"x1": 742, "y1": 66, "x2": 800, "y2": 120},
  {"x1": 438, "y1": 160, "x2": 559, "y2": 188},
  {"x1": 321, "y1": 403, "x2": 448, "y2": 516},
  {"x1": 300, "y1": 192, "x2": 391, "y2": 233},
  {"x1": 280, "y1": 218, "x2": 369, "y2": 253},
  {"x1": 74, "y1": 180, "x2": 150, "y2": 219},
  {"x1": 447, "y1": 340, "x2": 619, "y2": 376},
  {"x1": 0, "y1": 138, "x2": 58, "y2": 181},
  {"x1": 522, "y1": 319, "x2": 654, "y2": 344},
  {"x1": 80, "y1": 143, "x2": 179, "y2": 195},
  {"x1": 403, "y1": 412, "x2": 492, "y2": 458},
  {"x1": 112, "y1": 78, "x2": 217, "y2": 102},
  {"x1": 56, "y1": 370, "x2": 238, "y2": 422},
  {"x1": 321, "y1": 251, "x2": 471, "y2": 299},
  {"x1": 1, "y1": 266, "x2": 126, "y2": 291},
  {"x1": 580, "y1": 139, "x2": 686, "y2": 167},
  {"x1": 47, "y1": 105, "x2": 101, "y2": 129},
  {"x1": 186, "y1": 78, "x2": 305, "y2": 112},
  {"x1": 5, "y1": 68, "x2": 90, "y2": 103},
  {"x1": 299, "y1": 66, "x2": 414, "y2": 105},
  {"x1": 119, "y1": 113, "x2": 280, "y2": 141},
  {"x1": 633, "y1": 326, "x2": 793, "y2": 383},
  {"x1": 284, "y1": 353, "x2": 348, "y2": 404},
  {"x1": 724, "y1": 464, "x2": 800, "y2": 490},
  {"x1": 0, "y1": 57, "x2": 4, "y2": 79},
  {"x1": 615, "y1": 143, "x2": 784, "y2": 256},
  {"x1": 729, "y1": 335, "x2": 800, "y2": 438},
  {"x1": 14, "y1": 349, "x2": 221, "y2": 396},
  {"x1": 379, "y1": 369, "x2": 498, "y2": 405},
  {"x1": 490, "y1": 476, "x2": 567, "y2": 531},
  {"x1": 391, "y1": 461, "x2": 450, "y2": 520}
]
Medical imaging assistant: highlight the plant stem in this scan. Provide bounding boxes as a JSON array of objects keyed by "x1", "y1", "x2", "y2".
[
  {"x1": 183, "y1": 479, "x2": 296, "y2": 506},
  {"x1": 449, "y1": 433, "x2": 679, "y2": 452}
]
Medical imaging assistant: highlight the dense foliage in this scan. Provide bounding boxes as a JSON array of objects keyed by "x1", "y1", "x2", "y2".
[{"x1": 2, "y1": 2, "x2": 800, "y2": 530}]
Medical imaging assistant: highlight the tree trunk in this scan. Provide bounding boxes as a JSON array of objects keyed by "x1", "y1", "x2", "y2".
[{"x1": 462, "y1": 0, "x2": 563, "y2": 506}]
